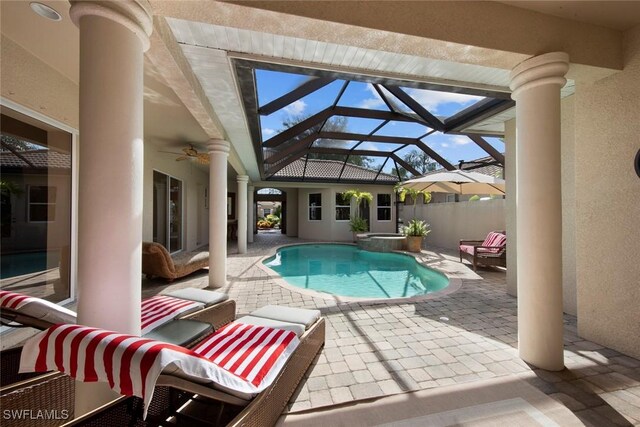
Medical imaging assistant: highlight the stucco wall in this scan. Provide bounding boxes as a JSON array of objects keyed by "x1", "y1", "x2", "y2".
[
  {"x1": 404, "y1": 199, "x2": 505, "y2": 251},
  {"x1": 561, "y1": 96, "x2": 577, "y2": 316},
  {"x1": 573, "y1": 25, "x2": 640, "y2": 359},
  {"x1": 505, "y1": 119, "x2": 517, "y2": 297},
  {"x1": 0, "y1": 35, "x2": 78, "y2": 129},
  {"x1": 143, "y1": 143, "x2": 209, "y2": 252},
  {"x1": 297, "y1": 185, "x2": 396, "y2": 241}
]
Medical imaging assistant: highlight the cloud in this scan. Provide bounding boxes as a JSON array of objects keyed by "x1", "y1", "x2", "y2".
[
  {"x1": 404, "y1": 89, "x2": 482, "y2": 114},
  {"x1": 450, "y1": 135, "x2": 471, "y2": 146},
  {"x1": 262, "y1": 128, "x2": 275, "y2": 137},
  {"x1": 283, "y1": 100, "x2": 306, "y2": 115},
  {"x1": 440, "y1": 143, "x2": 449, "y2": 148},
  {"x1": 357, "y1": 84, "x2": 386, "y2": 109}
]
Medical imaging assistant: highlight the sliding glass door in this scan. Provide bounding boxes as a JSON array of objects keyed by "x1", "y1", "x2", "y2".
[{"x1": 153, "y1": 171, "x2": 182, "y2": 253}]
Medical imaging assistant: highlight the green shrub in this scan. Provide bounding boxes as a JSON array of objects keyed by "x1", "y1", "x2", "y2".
[{"x1": 402, "y1": 219, "x2": 431, "y2": 237}]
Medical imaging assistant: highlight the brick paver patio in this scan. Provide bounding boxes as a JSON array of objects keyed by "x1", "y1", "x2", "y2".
[{"x1": 142, "y1": 231, "x2": 640, "y2": 426}]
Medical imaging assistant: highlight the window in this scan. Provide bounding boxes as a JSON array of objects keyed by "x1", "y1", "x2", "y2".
[
  {"x1": 309, "y1": 193, "x2": 322, "y2": 221},
  {"x1": 335, "y1": 193, "x2": 351, "y2": 221},
  {"x1": 263, "y1": 208, "x2": 271, "y2": 215},
  {"x1": 377, "y1": 194, "x2": 391, "y2": 221},
  {"x1": 1, "y1": 109, "x2": 74, "y2": 304},
  {"x1": 153, "y1": 171, "x2": 183, "y2": 253},
  {"x1": 28, "y1": 186, "x2": 56, "y2": 222}
]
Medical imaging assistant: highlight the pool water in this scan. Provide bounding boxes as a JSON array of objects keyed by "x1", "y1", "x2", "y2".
[
  {"x1": 0, "y1": 251, "x2": 58, "y2": 279},
  {"x1": 263, "y1": 244, "x2": 449, "y2": 299}
]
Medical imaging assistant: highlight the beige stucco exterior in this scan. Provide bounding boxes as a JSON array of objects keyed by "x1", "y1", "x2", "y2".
[
  {"x1": 1, "y1": 1, "x2": 639, "y2": 361},
  {"x1": 574, "y1": 25, "x2": 640, "y2": 359}
]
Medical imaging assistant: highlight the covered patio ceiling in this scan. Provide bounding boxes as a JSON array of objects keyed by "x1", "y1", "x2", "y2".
[{"x1": 234, "y1": 60, "x2": 512, "y2": 184}]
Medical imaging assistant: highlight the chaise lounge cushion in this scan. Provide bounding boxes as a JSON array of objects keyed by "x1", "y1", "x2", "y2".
[
  {"x1": 0, "y1": 290, "x2": 76, "y2": 324},
  {"x1": 142, "y1": 319, "x2": 213, "y2": 347},
  {"x1": 165, "y1": 288, "x2": 228, "y2": 306},
  {"x1": 142, "y1": 242, "x2": 209, "y2": 281},
  {"x1": 250, "y1": 305, "x2": 321, "y2": 329},
  {"x1": 232, "y1": 316, "x2": 306, "y2": 338}
]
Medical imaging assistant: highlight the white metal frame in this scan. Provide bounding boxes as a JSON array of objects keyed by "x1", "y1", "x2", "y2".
[{"x1": 0, "y1": 97, "x2": 79, "y2": 311}]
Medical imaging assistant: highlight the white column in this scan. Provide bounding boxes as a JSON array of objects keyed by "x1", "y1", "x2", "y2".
[
  {"x1": 236, "y1": 175, "x2": 248, "y2": 254},
  {"x1": 208, "y1": 139, "x2": 230, "y2": 287},
  {"x1": 70, "y1": 0, "x2": 152, "y2": 415},
  {"x1": 248, "y1": 185, "x2": 255, "y2": 243},
  {"x1": 510, "y1": 52, "x2": 569, "y2": 371}
]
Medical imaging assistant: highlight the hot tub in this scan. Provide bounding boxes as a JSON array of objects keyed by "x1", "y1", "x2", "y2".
[{"x1": 356, "y1": 233, "x2": 407, "y2": 253}]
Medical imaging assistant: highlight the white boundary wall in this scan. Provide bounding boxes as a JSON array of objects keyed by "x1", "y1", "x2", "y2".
[{"x1": 400, "y1": 199, "x2": 506, "y2": 251}]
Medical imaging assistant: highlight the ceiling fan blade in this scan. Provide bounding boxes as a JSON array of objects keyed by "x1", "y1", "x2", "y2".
[
  {"x1": 175, "y1": 156, "x2": 189, "y2": 161},
  {"x1": 184, "y1": 145, "x2": 198, "y2": 156},
  {"x1": 159, "y1": 150, "x2": 182, "y2": 155},
  {"x1": 196, "y1": 154, "x2": 210, "y2": 165}
]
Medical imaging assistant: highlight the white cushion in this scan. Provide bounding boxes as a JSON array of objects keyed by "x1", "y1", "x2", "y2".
[
  {"x1": 165, "y1": 288, "x2": 228, "y2": 307},
  {"x1": 233, "y1": 316, "x2": 306, "y2": 338},
  {"x1": 250, "y1": 305, "x2": 320, "y2": 329}
]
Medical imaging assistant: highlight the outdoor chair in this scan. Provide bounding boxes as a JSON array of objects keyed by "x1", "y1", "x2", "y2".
[
  {"x1": 459, "y1": 231, "x2": 507, "y2": 271},
  {"x1": 0, "y1": 289, "x2": 236, "y2": 387},
  {"x1": 142, "y1": 241, "x2": 209, "y2": 282},
  {"x1": 19, "y1": 305, "x2": 325, "y2": 427}
]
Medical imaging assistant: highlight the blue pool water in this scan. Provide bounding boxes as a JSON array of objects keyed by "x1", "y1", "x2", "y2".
[
  {"x1": 0, "y1": 251, "x2": 58, "y2": 279},
  {"x1": 263, "y1": 244, "x2": 449, "y2": 299}
]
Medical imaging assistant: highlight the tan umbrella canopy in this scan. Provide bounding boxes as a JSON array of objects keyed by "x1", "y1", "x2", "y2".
[{"x1": 400, "y1": 170, "x2": 505, "y2": 195}]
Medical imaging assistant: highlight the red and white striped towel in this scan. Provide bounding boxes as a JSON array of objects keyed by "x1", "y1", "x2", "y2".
[
  {"x1": 19, "y1": 323, "x2": 299, "y2": 418},
  {"x1": 1, "y1": 290, "x2": 41, "y2": 310},
  {"x1": 140, "y1": 296, "x2": 203, "y2": 335},
  {"x1": 0, "y1": 290, "x2": 77, "y2": 324}
]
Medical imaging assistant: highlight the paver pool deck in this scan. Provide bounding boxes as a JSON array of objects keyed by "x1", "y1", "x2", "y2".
[{"x1": 142, "y1": 231, "x2": 640, "y2": 426}]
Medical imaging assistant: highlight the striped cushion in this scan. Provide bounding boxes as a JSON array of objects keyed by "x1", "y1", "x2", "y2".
[
  {"x1": 192, "y1": 322, "x2": 298, "y2": 387},
  {"x1": 481, "y1": 232, "x2": 506, "y2": 254},
  {"x1": 19, "y1": 322, "x2": 299, "y2": 418},
  {"x1": 0, "y1": 290, "x2": 77, "y2": 324},
  {"x1": 140, "y1": 296, "x2": 204, "y2": 335}
]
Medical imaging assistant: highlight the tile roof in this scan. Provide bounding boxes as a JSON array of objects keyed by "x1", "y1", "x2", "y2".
[
  {"x1": 273, "y1": 158, "x2": 398, "y2": 182},
  {"x1": 0, "y1": 150, "x2": 71, "y2": 170},
  {"x1": 425, "y1": 155, "x2": 503, "y2": 178}
]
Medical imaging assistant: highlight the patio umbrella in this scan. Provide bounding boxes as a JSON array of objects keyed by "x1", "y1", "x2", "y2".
[{"x1": 400, "y1": 170, "x2": 505, "y2": 195}]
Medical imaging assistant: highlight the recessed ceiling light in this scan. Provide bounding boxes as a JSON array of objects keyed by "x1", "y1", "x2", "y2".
[{"x1": 30, "y1": 2, "x2": 62, "y2": 22}]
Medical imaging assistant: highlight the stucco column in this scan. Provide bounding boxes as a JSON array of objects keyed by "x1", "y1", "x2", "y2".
[
  {"x1": 208, "y1": 139, "x2": 230, "y2": 287},
  {"x1": 248, "y1": 185, "x2": 255, "y2": 243},
  {"x1": 70, "y1": 0, "x2": 152, "y2": 415},
  {"x1": 236, "y1": 175, "x2": 249, "y2": 254},
  {"x1": 510, "y1": 52, "x2": 569, "y2": 371}
]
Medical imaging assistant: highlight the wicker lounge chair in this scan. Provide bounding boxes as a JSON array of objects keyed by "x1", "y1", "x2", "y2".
[
  {"x1": 22, "y1": 306, "x2": 325, "y2": 427},
  {"x1": 142, "y1": 241, "x2": 209, "y2": 281},
  {"x1": 459, "y1": 231, "x2": 507, "y2": 271},
  {"x1": 0, "y1": 289, "x2": 236, "y2": 387}
]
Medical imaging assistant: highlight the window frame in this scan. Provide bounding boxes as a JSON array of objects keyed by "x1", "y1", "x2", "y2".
[
  {"x1": 152, "y1": 169, "x2": 184, "y2": 254},
  {"x1": 308, "y1": 193, "x2": 322, "y2": 221},
  {"x1": 27, "y1": 185, "x2": 57, "y2": 223},
  {"x1": 335, "y1": 192, "x2": 351, "y2": 222},
  {"x1": 376, "y1": 193, "x2": 392, "y2": 222}
]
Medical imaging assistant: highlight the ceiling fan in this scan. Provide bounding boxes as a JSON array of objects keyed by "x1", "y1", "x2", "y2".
[{"x1": 160, "y1": 145, "x2": 209, "y2": 165}]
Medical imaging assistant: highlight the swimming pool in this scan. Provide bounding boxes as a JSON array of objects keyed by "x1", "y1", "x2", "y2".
[
  {"x1": 0, "y1": 251, "x2": 58, "y2": 279},
  {"x1": 263, "y1": 244, "x2": 449, "y2": 299}
]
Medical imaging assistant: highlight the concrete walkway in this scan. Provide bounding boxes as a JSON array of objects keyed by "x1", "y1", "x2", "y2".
[{"x1": 142, "y1": 232, "x2": 640, "y2": 426}]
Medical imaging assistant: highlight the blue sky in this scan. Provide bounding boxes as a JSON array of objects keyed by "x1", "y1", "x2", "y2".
[{"x1": 256, "y1": 70, "x2": 504, "y2": 168}]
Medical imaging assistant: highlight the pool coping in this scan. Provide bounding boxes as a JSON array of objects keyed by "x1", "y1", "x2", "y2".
[{"x1": 256, "y1": 241, "x2": 463, "y2": 305}]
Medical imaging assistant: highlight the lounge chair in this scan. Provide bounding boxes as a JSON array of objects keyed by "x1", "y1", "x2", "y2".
[
  {"x1": 142, "y1": 241, "x2": 209, "y2": 281},
  {"x1": 22, "y1": 305, "x2": 325, "y2": 427},
  {"x1": 0, "y1": 289, "x2": 236, "y2": 387},
  {"x1": 459, "y1": 230, "x2": 507, "y2": 271}
]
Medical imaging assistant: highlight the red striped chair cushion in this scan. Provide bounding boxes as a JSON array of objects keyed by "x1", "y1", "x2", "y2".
[
  {"x1": 481, "y1": 232, "x2": 506, "y2": 254},
  {"x1": 140, "y1": 296, "x2": 203, "y2": 335},
  {"x1": 19, "y1": 323, "x2": 299, "y2": 418}
]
